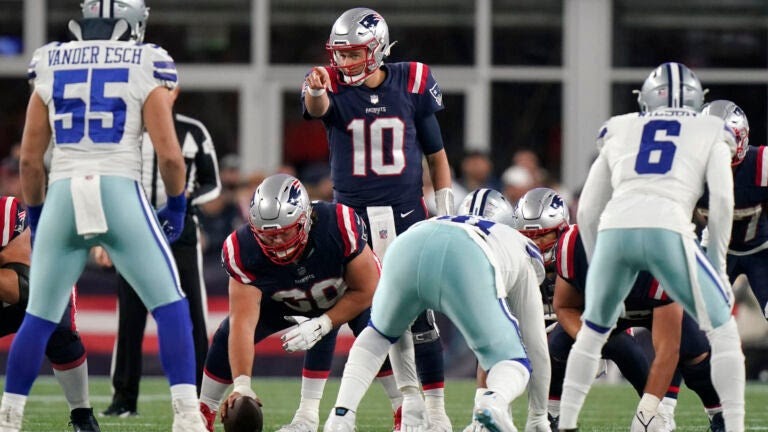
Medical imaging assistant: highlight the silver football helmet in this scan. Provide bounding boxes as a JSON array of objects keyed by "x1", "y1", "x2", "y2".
[
  {"x1": 325, "y1": 7, "x2": 396, "y2": 86},
  {"x1": 458, "y1": 188, "x2": 516, "y2": 227},
  {"x1": 702, "y1": 99, "x2": 750, "y2": 166},
  {"x1": 82, "y1": 0, "x2": 149, "y2": 42},
  {"x1": 249, "y1": 173, "x2": 313, "y2": 265},
  {"x1": 513, "y1": 188, "x2": 569, "y2": 266},
  {"x1": 636, "y1": 62, "x2": 706, "y2": 113}
]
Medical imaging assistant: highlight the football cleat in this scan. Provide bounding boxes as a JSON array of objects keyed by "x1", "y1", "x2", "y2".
[
  {"x1": 655, "y1": 401, "x2": 675, "y2": 431},
  {"x1": 708, "y1": 412, "x2": 725, "y2": 432},
  {"x1": 172, "y1": 399, "x2": 208, "y2": 432},
  {"x1": 0, "y1": 404, "x2": 22, "y2": 432},
  {"x1": 630, "y1": 410, "x2": 668, "y2": 432},
  {"x1": 461, "y1": 419, "x2": 486, "y2": 432},
  {"x1": 323, "y1": 407, "x2": 356, "y2": 432},
  {"x1": 69, "y1": 408, "x2": 101, "y2": 432},
  {"x1": 473, "y1": 391, "x2": 517, "y2": 432},
  {"x1": 99, "y1": 401, "x2": 137, "y2": 418},
  {"x1": 199, "y1": 403, "x2": 216, "y2": 432},
  {"x1": 548, "y1": 413, "x2": 559, "y2": 431},
  {"x1": 426, "y1": 408, "x2": 452, "y2": 432},
  {"x1": 278, "y1": 408, "x2": 319, "y2": 432}
]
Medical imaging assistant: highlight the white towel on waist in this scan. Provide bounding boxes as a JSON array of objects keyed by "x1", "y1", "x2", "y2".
[{"x1": 71, "y1": 175, "x2": 108, "y2": 236}]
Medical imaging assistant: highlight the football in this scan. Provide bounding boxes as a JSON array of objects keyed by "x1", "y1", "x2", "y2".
[{"x1": 223, "y1": 396, "x2": 263, "y2": 432}]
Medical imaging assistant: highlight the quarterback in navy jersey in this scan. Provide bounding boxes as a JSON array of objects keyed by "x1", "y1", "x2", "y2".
[
  {"x1": 513, "y1": 188, "x2": 722, "y2": 431},
  {"x1": 199, "y1": 174, "x2": 393, "y2": 432},
  {"x1": 302, "y1": 7, "x2": 454, "y2": 431},
  {"x1": 697, "y1": 100, "x2": 768, "y2": 320}
]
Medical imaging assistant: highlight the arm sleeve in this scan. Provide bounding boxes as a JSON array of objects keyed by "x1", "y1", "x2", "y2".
[
  {"x1": 704, "y1": 141, "x2": 735, "y2": 274},
  {"x1": 415, "y1": 113, "x2": 445, "y2": 155},
  {"x1": 576, "y1": 153, "x2": 613, "y2": 261},
  {"x1": 507, "y1": 265, "x2": 550, "y2": 417},
  {"x1": 189, "y1": 121, "x2": 222, "y2": 206},
  {"x1": 334, "y1": 204, "x2": 369, "y2": 262}
]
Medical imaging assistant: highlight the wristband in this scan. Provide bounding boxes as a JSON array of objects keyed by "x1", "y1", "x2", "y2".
[
  {"x1": 166, "y1": 192, "x2": 187, "y2": 212},
  {"x1": 308, "y1": 87, "x2": 326, "y2": 97},
  {"x1": 233, "y1": 375, "x2": 256, "y2": 399}
]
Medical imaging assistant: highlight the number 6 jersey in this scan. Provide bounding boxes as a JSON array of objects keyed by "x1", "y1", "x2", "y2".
[{"x1": 27, "y1": 34, "x2": 177, "y2": 183}]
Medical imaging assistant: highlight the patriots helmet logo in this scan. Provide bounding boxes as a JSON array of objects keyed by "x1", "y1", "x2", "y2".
[
  {"x1": 550, "y1": 195, "x2": 563, "y2": 209},
  {"x1": 359, "y1": 13, "x2": 381, "y2": 31},
  {"x1": 430, "y1": 83, "x2": 443, "y2": 106},
  {"x1": 287, "y1": 180, "x2": 303, "y2": 207}
]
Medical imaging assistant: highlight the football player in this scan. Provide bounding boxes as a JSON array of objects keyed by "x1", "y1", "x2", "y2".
[
  {"x1": 560, "y1": 62, "x2": 744, "y2": 432},
  {"x1": 514, "y1": 188, "x2": 723, "y2": 432},
  {"x1": 0, "y1": 196, "x2": 100, "y2": 431},
  {"x1": 697, "y1": 100, "x2": 768, "y2": 321},
  {"x1": 198, "y1": 174, "x2": 398, "y2": 432},
  {"x1": 303, "y1": 8, "x2": 454, "y2": 431},
  {"x1": 324, "y1": 189, "x2": 548, "y2": 432},
  {"x1": 1, "y1": 1, "x2": 206, "y2": 430}
]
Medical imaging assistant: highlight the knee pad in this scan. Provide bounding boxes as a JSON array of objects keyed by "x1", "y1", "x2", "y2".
[
  {"x1": 411, "y1": 310, "x2": 440, "y2": 344},
  {"x1": 45, "y1": 328, "x2": 86, "y2": 365}
]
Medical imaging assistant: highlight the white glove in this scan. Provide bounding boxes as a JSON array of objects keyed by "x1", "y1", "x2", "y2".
[
  {"x1": 401, "y1": 389, "x2": 427, "y2": 432},
  {"x1": 282, "y1": 314, "x2": 333, "y2": 353},
  {"x1": 434, "y1": 188, "x2": 454, "y2": 216}
]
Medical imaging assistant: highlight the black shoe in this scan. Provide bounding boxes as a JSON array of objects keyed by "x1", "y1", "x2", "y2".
[
  {"x1": 70, "y1": 408, "x2": 101, "y2": 432},
  {"x1": 709, "y1": 412, "x2": 725, "y2": 432},
  {"x1": 99, "y1": 401, "x2": 137, "y2": 418},
  {"x1": 548, "y1": 413, "x2": 559, "y2": 430}
]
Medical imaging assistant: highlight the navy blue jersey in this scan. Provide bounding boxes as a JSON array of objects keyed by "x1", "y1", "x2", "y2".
[
  {"x1": 302, "y1": 62, "x2": 445, "y2": 208},
  {"x1": 220, "y1": 202, "x2": 370, "y2": 316},
  {"x1": 697, "y1": 145, "x2": 768, "y2": 253},
  {"x1": 555, "y1": 224, "x2": 672, "y2": 322},
  {"x1": 0, "y1": 196, "x2": 26, "y2": 249}
]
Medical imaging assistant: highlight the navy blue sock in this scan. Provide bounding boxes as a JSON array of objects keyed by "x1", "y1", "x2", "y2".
[
  {"x1": 412, "y1": 312, "x2": 444, "y2": 386},
  {"x1": 666, "y1": 371, "x2": 682, "y2": 400},
  {"x1": 152, "y1": 299, "x2": 195, "y2": 386},
  {"x1": 6, "y1": 314, "x2": 57, "y2": 394},
  {"x1": 680, "y1": 353, "x2": 720, "y2": 408}
]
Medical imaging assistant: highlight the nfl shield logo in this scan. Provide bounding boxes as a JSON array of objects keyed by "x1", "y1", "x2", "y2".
[
  {"x1": 370, "y1": 94, "x2": 379, "y2": 104},
  {"x1": 379, "y1": 229, "x2": 388, "y2": 240}
]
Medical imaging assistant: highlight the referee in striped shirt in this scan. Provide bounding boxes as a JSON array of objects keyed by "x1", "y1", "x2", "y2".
[{"x1": 97, "y1": 89, "x2": 221, "y2": 417}]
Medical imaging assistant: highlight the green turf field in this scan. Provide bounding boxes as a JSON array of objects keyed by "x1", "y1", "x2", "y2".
[{"x1": 7, "y1": 376, "x2": 768, "y2": 431}]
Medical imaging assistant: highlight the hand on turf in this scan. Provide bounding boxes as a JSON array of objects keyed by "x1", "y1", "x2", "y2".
[{"x1": 220, "y1": 390, "x2": 260, "y2": 420}]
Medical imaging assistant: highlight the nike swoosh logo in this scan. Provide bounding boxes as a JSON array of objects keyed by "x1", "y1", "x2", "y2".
[{"x1": 400, "y1": 210, "x2": 415, "y2": 218}]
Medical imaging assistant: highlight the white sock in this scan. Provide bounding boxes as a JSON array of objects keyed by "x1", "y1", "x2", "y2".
[
  {"x1": 637, "y1": 393, "x2": 660, "y2": 415},
  {"x1": 335, "y1": 327, "x2": 390, "y2": 411},
  {"x1": 376, "y1": 373, "x2": 403, "y2": 410},
  {"x1": 474, "y1": 388, "x2": 488, "y2": 406},
  {"x1": 660, "y1": 397, "x2": 677, "y2": 411},
  {"x1": 548, "y1": 399, "x2": 560, "y2": 418},
  {"x1": 295, "y1": 376, "x2": 325, "y2": 422},
  {"x1": 559, "y1": 325, "x2": 610, "y2": 429},
  {"x1": 707, "y1": 318, "x2": 745, "y2": 432},
  {"x1": 199, "y1": 374, "x2": 231, "y2": 412},
  {"x1": 53, "y1": 360, "x2": 90, "y2": 410},
  {"x1": 1, "y1": 393, "x2": 27, "y2": 413},
  {"x1": 170, "y1": 384, "x2": 198, "y2": 413},
  {"x1": 424, "y1": 387, "x2": 446, "y2": 414},
  {"x1": 486, "y1": 360, "x2": 530, "y2": 405}
]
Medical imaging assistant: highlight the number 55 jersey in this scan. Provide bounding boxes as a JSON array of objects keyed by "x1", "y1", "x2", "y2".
[{"x1": 27, "y1": 32, "x2": 177, "y2": 183}]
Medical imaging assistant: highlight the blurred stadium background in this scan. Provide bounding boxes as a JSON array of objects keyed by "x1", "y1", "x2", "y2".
[{"x1": 0, "y1": 0, "x2": 767, "y2": 382}]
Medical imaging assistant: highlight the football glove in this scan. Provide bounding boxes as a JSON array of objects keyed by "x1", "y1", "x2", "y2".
[
  {"x1": 26, "y1": 204, "x2": 43, "y2": 248},
  {"x1": 434, "y1": 188, "x2": 454, "y2": 217},
  {"x1": 282, "y1": 314, "x2": 332, "y2": 353},
  {"x1": 156, "y1": 192, "x2": 187, "y2": 243}
]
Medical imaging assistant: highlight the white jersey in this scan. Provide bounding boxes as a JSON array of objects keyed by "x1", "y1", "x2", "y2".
[
  {"x1": 28, "y1": 39, "x2": 178, "y2": 184},
  {"x1": 578, "y1": 107, "x2": 736, "y2": 272}
]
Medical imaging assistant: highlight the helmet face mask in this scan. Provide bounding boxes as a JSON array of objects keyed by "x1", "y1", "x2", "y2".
[
  {"x1": 458, "y1": 188, "x2": 516, "y2": 227},
  {"x1": 701, "y1": 99, "x2": 750, "y2": 166},
  {"x1": 635, "y1": 62, "x2": 705, "y2": 113},
  {"x1": 81, "y1": 0, "x2": 149, "y2": 42},
  {"x1": 325, "y1": 8, "x2": 394, "y2": 86},
  {"x1": 513, "y1": 188, "x2": 570, "y2": 266},
  {"x1": 249, "y1": 174, "x2": 313, "y2": 265}
]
